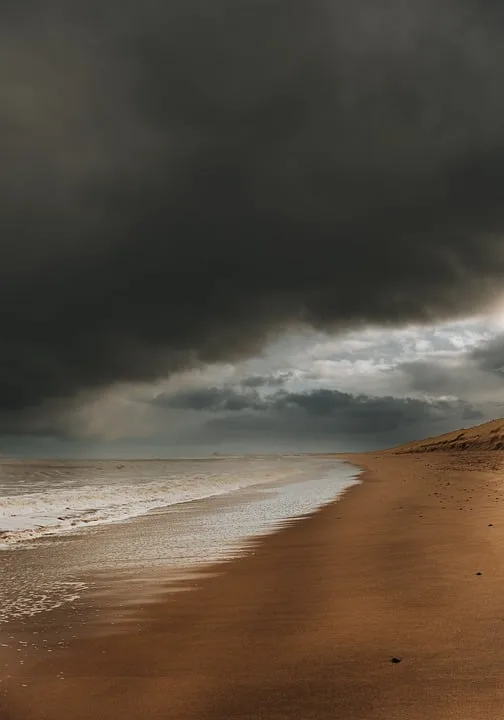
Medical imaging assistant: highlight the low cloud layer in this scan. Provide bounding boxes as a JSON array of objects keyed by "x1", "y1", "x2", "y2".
[
  {"x1": 2, "y1": 1, "x2": 504, "y2": 418},
  {"x1": 153, "y1": 384, "x2": 483, "y2": 448}
]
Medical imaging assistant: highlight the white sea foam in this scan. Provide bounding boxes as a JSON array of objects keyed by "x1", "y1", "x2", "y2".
[
  {"x1": 0, "y1": 457, "x2": 360, "y2": 625},
  {"x1": 0, "y1": 458, "x2": 302, "y2": 547},
  {"x1": 0, "y1": 581, "x2": 88, "y2": 623}
]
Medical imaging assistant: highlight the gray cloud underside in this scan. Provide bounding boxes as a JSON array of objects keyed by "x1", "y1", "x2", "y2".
[
  {"x1": 154, "y1": 385, "x2": 483, "y2": 441},
  {"x1": 3, "y1": 1, "x2": 504, "y2": 412}
]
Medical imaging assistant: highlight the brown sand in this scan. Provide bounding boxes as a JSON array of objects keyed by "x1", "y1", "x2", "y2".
[{"x1": 2, "y1": 447, "x2": 504, "y2": 719}]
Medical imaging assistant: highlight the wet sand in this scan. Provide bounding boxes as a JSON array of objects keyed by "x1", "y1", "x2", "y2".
[{"x1": 2, "y1": 450, "x2": 504, "y2": 719}]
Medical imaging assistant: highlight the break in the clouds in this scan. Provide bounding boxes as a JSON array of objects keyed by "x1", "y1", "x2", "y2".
[{"x1": 3, "y1": 0, "x2": 504, "y2": 418}]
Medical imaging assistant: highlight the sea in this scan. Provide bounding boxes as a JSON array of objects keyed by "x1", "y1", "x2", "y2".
[{"x1": 0, "y1": 456, "x2": 360, "y2": 625}]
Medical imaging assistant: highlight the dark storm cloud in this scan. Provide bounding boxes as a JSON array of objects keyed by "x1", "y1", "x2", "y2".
[
  {"x1": 271, "y1": 389, "x2": 483, "y2": 433},
  {"x1": 240, "y1": 373, "x2": 293, "y2": 389},
  {"x1": 156, "y1": 385, "x2": 482, "y2": 436},
  {"x1": 153, "y1": 372, "x2": 292, "y2": 412},
  {"x1": 201, "y1": 388, "x2": 484, "y2": 448},
  {"x1": 3, "y1": 0, "x2": 504, "y2": 413}
]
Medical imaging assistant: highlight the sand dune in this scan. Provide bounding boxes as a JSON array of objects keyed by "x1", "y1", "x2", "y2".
[{"x1": 388, "y1": 417, "x2": 504, "y2": 454}]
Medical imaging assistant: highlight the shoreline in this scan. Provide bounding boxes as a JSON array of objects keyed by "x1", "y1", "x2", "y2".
[
  {"x1": 0, "y1": 457, "x2": 358, "y2": 634},
  {"x1": 0, "y1": 454, "x2": 356, "y2": 550},
  {"x1": 2, "y1": 450, "x2": 504, "y2": 718}
]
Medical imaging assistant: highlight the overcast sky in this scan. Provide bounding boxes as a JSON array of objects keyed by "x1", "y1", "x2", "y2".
[{"x1": 2, "y1": 1, "x2": 504, "y2": 456}]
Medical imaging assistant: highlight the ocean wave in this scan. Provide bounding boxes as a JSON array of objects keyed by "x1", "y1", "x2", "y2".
[{"x1": 0, "y1": 459, "x2": 299, "y2": 547}]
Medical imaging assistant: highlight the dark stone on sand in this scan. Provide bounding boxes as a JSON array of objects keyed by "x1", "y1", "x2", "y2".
[
  {"x1": 390, "y1": 657, "x2": 402, "y2": 664},
  {"x1": 476, "y1": 572, "x2": 483, "y2": 576},
  {"x1": 489, "y1": 523, "x2": 493, "y2": 527}
]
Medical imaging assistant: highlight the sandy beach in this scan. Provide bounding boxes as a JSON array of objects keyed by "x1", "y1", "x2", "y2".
[
  {"x1": 2, "y1": 446, "x2": 504, "y2": 719},
  {"x1": 3, "y1": 0, "x2": 504, "y2": 716}
]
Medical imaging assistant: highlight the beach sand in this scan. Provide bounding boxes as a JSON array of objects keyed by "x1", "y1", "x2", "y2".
[{"x1": 2, "y1": 446, "x2": 504, "y2": 719}]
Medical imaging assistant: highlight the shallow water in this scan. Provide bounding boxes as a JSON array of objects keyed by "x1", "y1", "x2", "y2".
[
  {"x1": 0, "y1": 457, "x2": 304, "y2": 544},
  {"x1": 0, "y1": 456, "x2": 359, "y2": 624}
]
